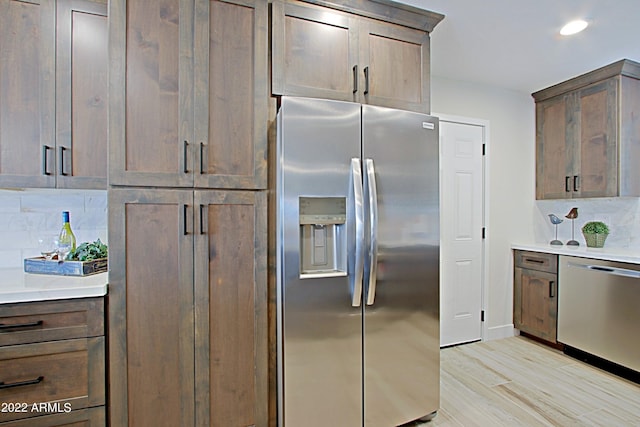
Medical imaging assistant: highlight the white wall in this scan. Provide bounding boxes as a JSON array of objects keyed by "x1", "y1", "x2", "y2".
[
  {"x1": 432, "y1": 75, "x2": 536, "y2": 339},
  {"x1": 0, "y1": 189, "x2": 107, "y2": 269}
]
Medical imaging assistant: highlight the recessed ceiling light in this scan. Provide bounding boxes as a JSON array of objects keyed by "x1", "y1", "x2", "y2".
[{"x1": 560, "y1": 20, "x2": 589, "y2": 36}]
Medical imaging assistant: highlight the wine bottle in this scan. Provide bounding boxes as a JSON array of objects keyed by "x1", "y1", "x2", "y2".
[{"x1": 58, "y1": 211, "x2": 76, "y2": 260}]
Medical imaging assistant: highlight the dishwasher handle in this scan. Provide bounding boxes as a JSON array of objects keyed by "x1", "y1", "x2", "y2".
[{"x1": 568, "y1": 261, "x2": 640, "y2": 279}]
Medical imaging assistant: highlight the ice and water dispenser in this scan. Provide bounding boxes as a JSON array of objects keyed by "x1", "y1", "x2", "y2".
[{"x1": 299, "y1": 197, "x2": 347, "y2": 278}]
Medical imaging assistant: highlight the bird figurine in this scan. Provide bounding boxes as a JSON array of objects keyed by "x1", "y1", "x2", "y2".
[
  {"x1": 565, "y1": 207, "x2": 578, "y2": 219},
  {"x1": 565, "y1": 207, "x2": 579, "y2": 246},
  {"x1": 548, "y1": 214, "x2": 563, "y2": 246}
]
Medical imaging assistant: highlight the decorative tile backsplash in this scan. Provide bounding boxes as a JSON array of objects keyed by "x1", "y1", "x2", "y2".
[
  {"x1": 0, "y1": 189, "x2": 107, "y2": 269},
  {"x1": 534, "y1": 197, "x2": 640, "y2": 250}
]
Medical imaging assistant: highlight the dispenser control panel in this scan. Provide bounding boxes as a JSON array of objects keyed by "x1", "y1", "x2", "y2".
[{"x1": 299, "y1": 197, "x2": 346, "y2": 225}]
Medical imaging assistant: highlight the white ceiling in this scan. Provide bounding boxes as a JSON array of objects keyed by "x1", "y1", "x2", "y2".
[{"x1": 395, "y1": 0, "x2": 640, "y2": 94}]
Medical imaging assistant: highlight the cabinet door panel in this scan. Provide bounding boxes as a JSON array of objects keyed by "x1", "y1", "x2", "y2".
[
  {"x1": 576, "y1": 79, "x2": 618, "y2": 198},
  {"x1": 110, "y1": 0, "x2": 194, "y2": 187},
  {"x1": 360, "y1": 19, "x2": 429, "y2": 112},
  {"x1": 194, "y1": 0, "x2": 268, "y2": 189},
  {"x1": 56, "y1": 0, "x2": 108, "y2": 189},
  {"x1": 108, "y1": 189, "x2": 195, "y2": 427},
  {"x1": 271, "y1": 1, "x2": 358, "y2": 101},
  {"x1": 194, "y1": 190, "x2": 267, "y2": 426},
  {"x1": 536, "y1": 96, "x2": 570, "y2": 199},
  {"x1": 0, "y1": 0, "x2": 55, "y2": 188},
  {"x1": 514, "y1": 267, "x2": 557, "y2": 343}
]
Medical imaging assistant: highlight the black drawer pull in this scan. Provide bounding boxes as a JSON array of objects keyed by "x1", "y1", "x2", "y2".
[
  {"x1": 524, "y1": 258, "x2": 545, "y2": 264},
  {"x1": 183, "y1": 140, "x2": 189, "y2": 173},
  {"x1": 352, "y1": 65, "x2": 358, "y2": 93},
  {"x1": 363, "y1": 66, "x2": 370, "y2": 95},
  {"x1": 59, "y1": 146, "x2": 68, "y2": 176},
  {"x1": 42, "y1": 145, "x2": 52, "y2": 176},
  {"x1": 200, "y1": 142, "x2": 205, "y2": 174},
  {"x1": 0, "y1": 376, "x2": 44, "y2": 389},
  {"x1": 0, "y1": 320, "x2": 44, "y2": 331}
]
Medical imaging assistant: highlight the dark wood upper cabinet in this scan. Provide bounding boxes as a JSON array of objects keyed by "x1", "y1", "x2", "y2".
[
  {"x1": 0, "y1": 0, "x2": 107, "y2": 189},
  {"x1": 109, "y1": 0, "x2": 268, "y2": 189},
  {"x1": 56, "y1": 0, "x2": 108, "y2": 189},
  {"x1": 533, "y1": 59, "x2": 640, "y2": 199},
  {"x1": 271, "y1": 2, "x2": 358, "y2": 103},
  {"x1": 358, "y1": 17, "x2": 430, "y2": 112},
  {"x1": 271, "y1": 0, "x2": 443, "y2": 113},
  {"x1": 0, "y1": 0, "x2": 56, "y2": 188}
]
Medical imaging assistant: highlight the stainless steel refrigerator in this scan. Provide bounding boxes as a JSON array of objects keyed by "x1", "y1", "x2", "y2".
[{"x1": 276, "y1": 96, "x2": 440, "y2": 427}]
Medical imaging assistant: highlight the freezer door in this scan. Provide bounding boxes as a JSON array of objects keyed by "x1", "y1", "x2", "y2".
[
  {"x1": 276, "y1": 97, "x2": 363, "y2": 426},
  {"x1": 362, "y1": 105, "x2": 440, "y2": 426}
]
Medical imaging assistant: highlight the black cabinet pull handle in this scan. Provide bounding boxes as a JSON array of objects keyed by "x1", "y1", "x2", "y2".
[
  {"x1": 549, "y1": 280, "x2": 555, "y2": 298},
  {"x1": 59, "y1": 146, "x2": 68, "y2": 176},
  {"x1": 0, "y1": 320, "x2": 43, "y2": 331},
  {"x1": 524, "y1": 258, "x2": 544, "y2": 264},
  {"x1": 0, "y1": 376, "x2": 44, "y2": 389},
  {"x1": 183, "y1": 204, "x2": 189, "y2": 236},
  {"x1": 42, "y1": 145, "x2": 52, "y2": 176},
  {"x1": 573, "y1": 175, "x2": 580, "y2": 192},
  {"x1": 363, "y1": 66, "x2": 370, "y2": 95},
  {"x1": 183, "y1": 141, "x2": 189, "y2": 173},
  {"x1": 199, "y1": 204, "x2": 206, "y2": 235},
  {"x1": 352, "y1": 65, "x2": 358, "y2": 93},
  {"x1": 200, "y1": 142, "x2": 205, "y2": 174},
  {"x1": 565, "y1": 176, "x2": 571, "y2": 192}
]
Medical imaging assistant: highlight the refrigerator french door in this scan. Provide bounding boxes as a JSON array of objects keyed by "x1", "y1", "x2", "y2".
[{"x1": 276, "y1": 96, "x2": 439, "y2": 427}]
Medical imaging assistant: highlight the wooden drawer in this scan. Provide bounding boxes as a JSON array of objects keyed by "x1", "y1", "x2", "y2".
[
  {"x1": 0, "y1": 406, "x2": 104, "y2": 426},
  {"x1": 514, "y1": 250, "x2": 557, "y2": 273},
  {"x1": 0, "y1": 298, "x2": 103, "y2": 347},
  {"x1": 0, "y1": 337, "x2": 105, "y2": 423}
]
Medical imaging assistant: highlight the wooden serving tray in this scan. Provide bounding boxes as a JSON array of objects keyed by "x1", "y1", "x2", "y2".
[{"x1": 24, "y1": 257, "x2": 107, "y2": 276}]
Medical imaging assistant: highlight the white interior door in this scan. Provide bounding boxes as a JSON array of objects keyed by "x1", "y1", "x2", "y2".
[{"x1": 439, "y1": 119, "x2": 485, "y2": 347}]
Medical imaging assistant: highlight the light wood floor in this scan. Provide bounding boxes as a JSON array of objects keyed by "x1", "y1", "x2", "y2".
[{"x1": 416, "y1": 336, "x2": 640, "y2": 427}]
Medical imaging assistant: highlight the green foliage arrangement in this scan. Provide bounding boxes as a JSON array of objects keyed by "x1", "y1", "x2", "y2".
[
  {"x1": 581, "y1": 221, "x2": 610, "y2": 235},
  {"x1": 67, "y1": 239, "x2": 108, "y2": 261}
]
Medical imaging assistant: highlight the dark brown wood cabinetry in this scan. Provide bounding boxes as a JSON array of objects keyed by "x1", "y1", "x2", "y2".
[
  {"x1": 107, "y1": 0, "x2": 442, "y2": 425},
  {"x1": 0, "y1": 0, "x2": 107, "y2": 189},
  {"x1": 271, "y1": 0, "x2": 443, "y2": 113},
  {"x1": 513, "y1": 250, "x2": 558, "y2": 345},
  {"x1": 107, "y1": 0, "x2": 269, "y2": 425},
  {"x1": 0, "y1": 298, "x2": 105, "y2": 425},
  {"x1": 533, "y1": 59, "x2": 640, "y2": 200},
  {"x1": 56, "y1": 0, "x2": 108, "y2": 189},
  {"x1": 0, "y1": 0, "x2": 56, "y2": 188},
  {"x1": 108, "y1": 188, "x2": 267, "y2": 426},
  {"x1": 109, "y1": 0, "x2": 268, "y2": 189}
]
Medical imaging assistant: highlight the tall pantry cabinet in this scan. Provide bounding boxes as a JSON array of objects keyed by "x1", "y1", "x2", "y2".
[{"x1": 107, "y1": 0, "x2": 268, "y2": 426}]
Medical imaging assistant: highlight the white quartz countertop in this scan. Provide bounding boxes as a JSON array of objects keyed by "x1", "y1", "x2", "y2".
[
  {"x1": 0, "y1": 268, "x2": 107, "y2": 304},
  {"x1": 512, "y1": 243, "x2": 640, "y2": 265}
]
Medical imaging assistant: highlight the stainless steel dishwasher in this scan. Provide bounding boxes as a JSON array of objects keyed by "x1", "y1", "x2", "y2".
[{"x1": 558, "y1": 255, "x2": 640, "y2": 373}]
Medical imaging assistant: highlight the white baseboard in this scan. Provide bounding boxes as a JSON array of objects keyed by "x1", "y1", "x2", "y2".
[{"x1": 485, "y1": 324, "x2": 516, "y2": 341}]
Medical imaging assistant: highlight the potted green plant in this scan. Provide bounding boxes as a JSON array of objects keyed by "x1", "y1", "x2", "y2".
[{"x1": 581, "y1": 221, "x2": 610, "y2": 248}]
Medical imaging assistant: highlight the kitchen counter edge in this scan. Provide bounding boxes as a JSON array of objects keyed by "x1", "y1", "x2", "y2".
[
  {"x1": 512, "y1": 243, "x2": 640, "y2": 265},
  {"x1": 0, "y1": 268, "x2": 108, "y2": 304}
]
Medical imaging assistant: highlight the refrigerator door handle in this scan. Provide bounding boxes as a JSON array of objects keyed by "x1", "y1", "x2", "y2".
[
  {"x1": 365, "y1": 158, "x2": 379, "y2": 305},
  {"x1": 351, "y1": 158, "x2": 365, "y2": 307}
]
